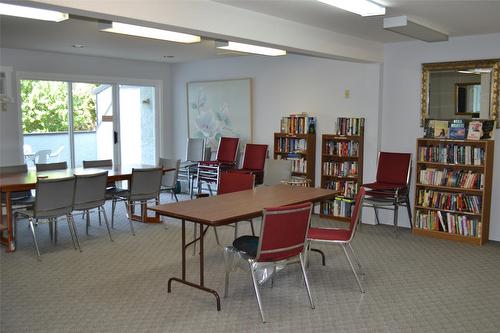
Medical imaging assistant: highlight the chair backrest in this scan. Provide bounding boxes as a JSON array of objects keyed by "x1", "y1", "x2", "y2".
[
  {"x1": 217, "y1": 172, "x2": 255, "y2": 195},
  {"x1": 49, "y1": 145, "x2": 64, "y2": 162},
  {"x1": 34, "y1": 176, "x2": 75, "y2": 218},
  {"x1": 186, "y1": 138, "x2": 205, "y2": 162},
  {"x1": 129, "y1": 167, "x2": 163, "y2": 201},
  {"x1": 347, "y1": 187, "x2": 366, "y2": 241},
  {"x1": 256, "y1": 202, "x2": 312, "y2": 262},
  {"x1": 0, "y1": 164, "x2": 28, "y2": 174},
  {"x1": 36, "y1": 161, "x2": 68, "y2": 172},
  {"x1": 375, "y1": 152, "x2": 412, "y2": 186},
  {"x1": 216, "y1": 137, "x2": 240, "y2": 163},
  {"x1": 262, "y1": 159, "x2": 292, "y2": 186},
  {"x1": 34, "y1": 150, "x2": 51, "y2": 164},
  {"x1": 159, "y1": 158, "x2": 181, "y2": 189},
  {"x1": 83, "y1": 159, "x2": 113, "y2": 168},
  {"x1": 241, "y1": 144, "x2": 268, "y2": 170},
  {"x1": 73, "y1": 171, "x2": 108, "y2": 210}
]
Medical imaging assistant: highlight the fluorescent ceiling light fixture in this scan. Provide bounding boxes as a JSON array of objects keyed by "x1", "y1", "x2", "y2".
[
  {"x1": 216, "y1": 41, "x2": 286, "y2": 56},
  {"x1": 317, "y1": 0, "x2": 385, "y2": 17},
  {"x1": 384, "y1": 16, "x2": 448, "y2": 42},
  {"x1": 0, "y1": 3, "x2": 68, "y2": 22},
  {"x1": 100, "y1": 22, "x2": 201, "y2": 43}
]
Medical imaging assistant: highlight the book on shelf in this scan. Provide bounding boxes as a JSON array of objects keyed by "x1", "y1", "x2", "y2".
[
  {"x1": 449, "y1": 119, "x2": 466, "y2": 140},
  {"x1": 467, "y1": 121, "x2": 482, "y2": 140},
  {"x1": 432, "y1": 120, "x2": 449, "y2": 139},
  {"x1": 480, "y1": 120, "x2": 495, "y2": 139},
  {"x1": 280, "y1": 113, "x2": 316, "y2": 134},
  {"x1": 335, "y1": 117, "x2": 364, "y2": 136}
]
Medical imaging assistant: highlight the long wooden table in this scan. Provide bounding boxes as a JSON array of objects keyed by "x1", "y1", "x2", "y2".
[
  {"x1": 0, "y1": 164, "x2": 172, "y2": 252},
  {"x1": 150, "y1": 184, "x2": 337, "y2": 311}
]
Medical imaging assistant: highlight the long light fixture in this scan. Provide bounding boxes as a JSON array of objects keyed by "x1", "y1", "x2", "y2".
[
  {"x1": 216, "y1": 41, "x2": 286, "y2": 57},
  {"x1": 99, "y1": 22, "x2": 201, "y2": 44},
  {"x1": 0, "y1": 3, "x2": 68, "y2": 22},
  {"x1": 383, "y1": 16, "x2": 448, "y2": 42},
  {"x1": 317, "y1": 0, "x2": 385, "y2": 17}
]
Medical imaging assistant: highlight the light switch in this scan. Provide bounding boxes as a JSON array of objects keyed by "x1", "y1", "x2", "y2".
[{"x1": 344, "y1": 89, "x2": 350, "y2": 98}]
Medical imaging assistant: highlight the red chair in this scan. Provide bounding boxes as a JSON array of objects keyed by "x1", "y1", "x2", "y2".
[
  {"x1": 193, "y1": 172, "x2": 255, "y2": 251},
  {"x1": 229, "y1": 143, "x2": 268, "y2": 185},
  {"x1": 306, "y1": 187, "x2": 366, "y2": 293},
  {"x1": 197, "y1": 137, "x2": 240, "y2": 194},
  {"x1": 224, "y1": 202, "x2": 314, "y2": 323},
  {"x1": 362, "y1": 152, "x2": 412, "y2": 232}
]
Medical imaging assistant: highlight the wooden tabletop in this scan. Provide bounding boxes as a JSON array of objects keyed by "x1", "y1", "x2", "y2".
[
  {"x1": 0, "y1": 164, "x2": 170, "y2": 192},
  {"x1": 150, "y1": 184, "x2": 336, "y2": 226}
]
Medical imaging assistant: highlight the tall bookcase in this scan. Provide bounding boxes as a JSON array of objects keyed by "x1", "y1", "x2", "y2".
[
  {"x1": 413, "y1": 138, "x2": 494, "y2": 245},
  {"x1": 320, "y1": 118, "x2": 364, "y2": 222},
  {"x1": 274, "y1": 133, "x2": 316, "y2": 184}
]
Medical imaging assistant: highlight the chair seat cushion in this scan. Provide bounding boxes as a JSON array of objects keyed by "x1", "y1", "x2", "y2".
[
  {"x1": 307, "y1": 227, "x2": 350, "y2": 242},
  {"x1": 233, "y1": 235, "x2": 259, "y2": 258}
]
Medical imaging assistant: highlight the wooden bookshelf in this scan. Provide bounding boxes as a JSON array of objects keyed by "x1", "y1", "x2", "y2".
[
  {"x1": 413, "y1": 138, "x2": 494, "y2": 245},
  {"x1": 320, "y1": 133, "x2": 364, "y2": 222},
  {"x1": 273, "y1": 133, "x2": 316, "y2": 185}
]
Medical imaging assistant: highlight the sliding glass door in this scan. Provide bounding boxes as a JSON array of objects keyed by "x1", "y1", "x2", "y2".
[{"x1": 20, "y1": 78, "x2": 157, "y2": 168}]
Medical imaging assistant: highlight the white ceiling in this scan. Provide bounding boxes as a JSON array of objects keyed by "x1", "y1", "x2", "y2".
[{"x1": 1, "y1": 0, "x2": 500, "y2": 63}]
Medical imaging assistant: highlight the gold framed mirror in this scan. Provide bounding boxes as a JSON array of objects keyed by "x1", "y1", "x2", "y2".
[{"x1": 421, "y1": 59, "x2": 500, "y2": 127}]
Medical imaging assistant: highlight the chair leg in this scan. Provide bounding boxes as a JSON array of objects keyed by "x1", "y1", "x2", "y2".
[
  {"x1": 48, "y1": 218, "x2": 54, "y2": 242},
  {"x1": 98, "y1": 208, "x2": 102, "y2": 226},
  {"x1": 213, "y1": 226, "x2": 220, "y2": 245},
  {"x1": 393, "y1": 202, "x2": 399, "y2": 234},
  {"x1": 234, "y1": 223, "x2": 238, "y2": 239},
  {"x1": 249, "y1": 220, "x2": 255, "y2": 236},
  {"x1": 193, "y1": 224, "x2": 197, "y2": 255},
  {"x1": 250, "y1": 266, "x2": 266, "y2": 323},
  {"x1": 85, "y1": 209, "x2": 90, "y2": 235},
  {"x1": 99, "y1": 206, "x2": 113, "y2": 242},
  {"x1": 28, "y1": 218, "x2": 41, "y2": 259},
  {"x1": 68, "y1": 214, "x2": 82, "y2": 252},
  {"x1": 54, "y1": 219, "x2": 58, "y2": 244},
  {"x1": 224, "y1": 271, "x2": 230, "y2": 298},
  {"x1": 405, "y1": 196, "x2": 413, "y2": 230},
  {"x1": 347, "y1": 243, "x2": 364, "y2": 275},
  {"x1": 126, "y1": 201, "x2": 136, "y2": 236},
  {"x1": 342, "y1": 244, "x2": 364, "y2": 293},
  {"x1": 373, "y1": 207, "x2": 380, "y2": 224},
  {"x1": 67, "y1": 214, "x2": 78, "y2": 250},
  {"x1": 299, "y1": 253, "x2": 315, "y2": 309},
  {"x1": 173, "y1": 190, "x2": 179, "y2": 202},
  {"x1": 111, "y1": 198, "x2": 116, "y2": 229}
]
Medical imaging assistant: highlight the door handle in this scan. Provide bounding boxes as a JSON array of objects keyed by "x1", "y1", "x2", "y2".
[{"x1": 114, "y1": 131, "x2": 118, "y2": 144}]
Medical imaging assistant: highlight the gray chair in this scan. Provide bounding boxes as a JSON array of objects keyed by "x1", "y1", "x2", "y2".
[
  {"x1": 178, "y1": 138, "x2": 206, "y2": 198},
  {"x1": 36, "y1": 161, "x2": 68, "y2": 171},
  {"x1": 111, "y1": 167, "x2": 163, "y2": 236},
  {"x1": 83, "y1": 159, "x2": 121, "y2": 199},
  {"x1": 14, "y1": 176, "x2": 80, "y2": 259},
  {"x1": 73, "y1": 171, "x2": 113, "y2": 241},
  {"x1": 159, "y1": 158, "x2": 181, "y2": 202},
  {"x1": 49, "y1": 146, "x2": 64, "y2": 162},
  {"x1": 1, "y1": 164, "x2": 34, "y2": 208},
  {"x1": 262, "y1": 159, "x2": 293, "y2": 186},
  {"x1": 34, "y1": 150, "x2": 51, "y2": 164}
]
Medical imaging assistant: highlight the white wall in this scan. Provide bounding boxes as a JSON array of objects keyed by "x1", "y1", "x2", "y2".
[
  {"x1": 0, "y1": 48, "x2": 172, "y2": 166},
  {"x1": 382, "y1": 33, "x2": 500, "y2": 241},
  {"x1": 170, "y1": 53, "x2": 382, "y2": 196}
]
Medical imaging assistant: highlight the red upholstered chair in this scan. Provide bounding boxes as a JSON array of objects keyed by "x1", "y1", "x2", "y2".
[
  {"x1": 362, "y1": 152, "x2": 412, "y2": 233},
  {"x1": 229, "y1": 144, "x2": 268, "y2": 185},
  {"x1": 225, "y1": 202, "x2": 314, "y2": 323},
  {"x1": 197, "y1": 137, "x2": 240, "y2": 195},
  {"x1": 306, "y1": 187, "x2": 366, "y2": 293}
]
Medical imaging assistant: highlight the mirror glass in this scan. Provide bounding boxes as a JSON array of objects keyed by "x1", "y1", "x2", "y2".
[{"x1": 421, "y1": 59, "x2": 499, "y2": 127}]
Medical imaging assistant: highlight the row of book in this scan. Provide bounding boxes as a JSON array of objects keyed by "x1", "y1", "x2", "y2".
[
  {"x1": 424, "y1": 119, "x2": 495, "y2": 140},
  {"x1": 415, "y1": 210, "x2": 481, "y2": 237},
  {"x1": 275, "y1": 154, "x2": 308, "y2": 174},
  {"x1": 416, "y1": 189, "x2": 482, "y2": 214},
  {"x1": 418, "y1": 168, "x2": 484, "y2": 190},
  {"x1": 418, "y1": 144, "x2": 484, "y2": 165},
  {"x1": 322, "y1": 161, "x2": 358, "y2": 177},
  {"x1": 323, "y1": 197, "x2": 355, "y2": 218},
  {"x1": 275, "y1": 138, "x2": 307, "y2": 153},
  {"x1": 280, "y1": 114, "x2": 316, "y2": 134},
  {"x1": 335, "y1": 117, "x2": 364, "y2": 136},
  {"x1": 324, "y1": 140, "x2": 359, "y2": 157},
  {"x1": 325, "y1": 180, "x2": 358, "y2": 199}
]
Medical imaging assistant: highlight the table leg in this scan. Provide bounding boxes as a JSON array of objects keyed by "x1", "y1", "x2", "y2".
[
  {"x1": 167, "y1": 219, "x2": 221, "y2": 311},
  {"x1": 6, "y1": 192, "x2": 14, "y2": 252}
]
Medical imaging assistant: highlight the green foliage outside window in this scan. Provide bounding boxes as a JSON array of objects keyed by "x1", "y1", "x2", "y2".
[{"x1": 21, "y1": 80, "x2": 98, "y2": 133}]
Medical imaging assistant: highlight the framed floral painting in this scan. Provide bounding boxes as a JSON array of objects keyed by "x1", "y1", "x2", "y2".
[{"x1": 187, "y1": 78, "x2": 252, "y2": 153}]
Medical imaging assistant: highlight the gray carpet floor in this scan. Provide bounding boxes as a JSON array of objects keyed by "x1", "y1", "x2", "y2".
[{"x1": 1, "y1": 193, "x2": 500, "y2": 332}]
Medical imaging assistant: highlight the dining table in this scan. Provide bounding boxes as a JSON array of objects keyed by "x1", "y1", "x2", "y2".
[
  {"x1": 0, "y1": 164, "x2": 173, "y2": 252},
  {"x1": 149, "y1": 184, "x2": 337, "y2": 311}
]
